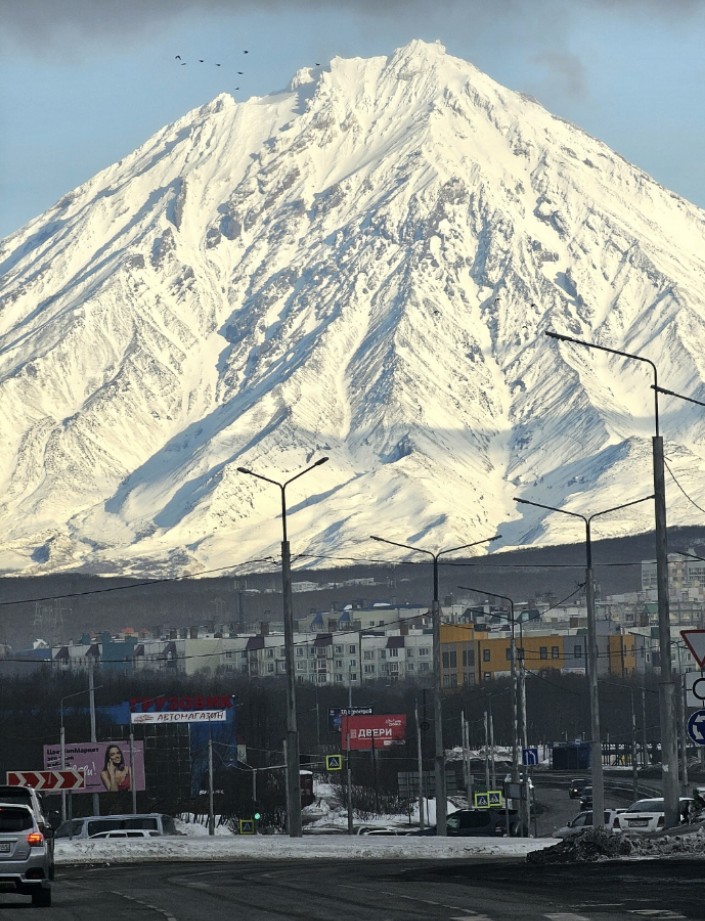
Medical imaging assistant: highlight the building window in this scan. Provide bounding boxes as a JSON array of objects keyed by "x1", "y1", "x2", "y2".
[
  {"x1": 334, "y1": 645, "x2": 343, "y2": 654},
  {"x1": 335, "y1": 659, "x2": 343, "y2": 668},
  {"x1": 419, "y1": 662, "x2": 430, "y2": 673},
  {"x1": 296, "y1": 647, "x2": 304, "y2": 657},
  {"x1": 296, "y1": 661, "x2": 306, "y2": 671},
  {"x1": 574, "y1": 645, "x2": 582, "y2": 659},
  {"x1": 349, "y1": 672, "x2": 357, "y2": 682},
  {"x1": 364, "y1": 664, "x2": 375, "y2": 675},
  {"x1": 482, "y1": 648, "x2": 490, "y2": 662},
  {"x1": 334, "y1": 674, "x2": 343, "y2": 683},
  {"x1": 540, "y1": 647, "x2": 548, "y2": 660},
  {"x1": 266, "y1": 648, "x2": 274, "y2": 658},
  {"x1": 388, "y1": 647, "x2": 399, "y2": 657},
  {"x1": 442, "y1": 650, "x2": 457, "y2": 668},
  {"x1": 551, "y1": 646, "x2": 560, "y2": 659},
  {"x1": 348, "y1": 645, "x2": 356, "y2": 654},
  {"x1": 364, "y1": 650, "x2": 374, "y2": 660},
  {"x1": 419, "y1": 647, "x2": 430, "y2": 657}
]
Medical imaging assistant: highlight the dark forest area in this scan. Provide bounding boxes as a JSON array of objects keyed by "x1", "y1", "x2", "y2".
[{"x1": 0, "y1": 665, "x2": 664, "y2": 827}]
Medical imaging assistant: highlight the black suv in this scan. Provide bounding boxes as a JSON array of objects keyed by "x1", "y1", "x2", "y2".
[
  {"x1": 415, "y1": 808, "x2": 524, "y2": 837},
  {"x1": 569, "y1": 778, "x2": 588, "y2": 799}
]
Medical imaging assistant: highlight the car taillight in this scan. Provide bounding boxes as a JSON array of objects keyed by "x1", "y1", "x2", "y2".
[
  {"x1": 657, "y1": 816, "x2": 664, "y2": 828},
  {"x1": 613, "y1": 817, "x2": 620, "y2": 829},
  {"x1": 26, "y1": 832, "x2": 44, "y2": 847}
]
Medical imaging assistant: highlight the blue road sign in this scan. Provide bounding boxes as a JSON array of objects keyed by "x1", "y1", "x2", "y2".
[
  {"x1": 522, "y1": 747, "x2": 539, "y2": 765},
  {"x1": 473, "y1": 792, "x2": 489, "y2": 808},
  {"x1": 687, "y1": 709, "x2": 705, "y2": 745}
]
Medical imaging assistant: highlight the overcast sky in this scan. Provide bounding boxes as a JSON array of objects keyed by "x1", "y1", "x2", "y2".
[{"x1": 1, "y1": 0, "x2": 704, "y2": 239}]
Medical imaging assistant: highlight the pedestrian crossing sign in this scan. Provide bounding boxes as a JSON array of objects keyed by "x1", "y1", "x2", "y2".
[
  {"x1": 239, "y1": 819, "x2": 255, "y2": 835},
  {"x1": 474, "y1": 790, "x2": 504, "y2": 809},
  {"x1": 325, "y1": 754, "x2": 343, "y2": 771}
]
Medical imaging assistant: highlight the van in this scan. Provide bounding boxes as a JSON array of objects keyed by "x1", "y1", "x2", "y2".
[{"x1": 54, "y1": 813, "x2": 177, "y2": 840}]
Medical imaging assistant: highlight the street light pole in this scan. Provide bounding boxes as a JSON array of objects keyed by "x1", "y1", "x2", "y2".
[
  {"x1": 238, "y1": 456, "x2": 329, "y2": 838},
  {"x1": 458, "y1": 585, "x2": 526, "y2": 832},
  {"x1": 546, "y1": 329, "x2": 680, "y2": 828},
  {"x1": 370, "y1": 534, "x2": 500, "y2": 837},
  {"x1": 59, "y1": 684, "x2": 104, "y2": 824},
  {"x1": 514, "y1": 493, "x2": 653, "y2": 828}
]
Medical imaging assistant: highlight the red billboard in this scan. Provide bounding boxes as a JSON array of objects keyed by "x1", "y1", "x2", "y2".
[{"x1": 340, "y1": 714, "x2": 407, "y2": 751}]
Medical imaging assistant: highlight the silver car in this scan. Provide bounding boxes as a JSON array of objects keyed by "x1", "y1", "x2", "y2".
[
  {"x1": 553, "y1": 808, "x2": 622, "y2": 838},
  {"x1": 0, "y1": 803, "x2": 52, "y2": 907}
]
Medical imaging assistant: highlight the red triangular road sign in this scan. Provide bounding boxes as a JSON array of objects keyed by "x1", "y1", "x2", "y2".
[{"x1": 681, "y1": 630, "x2": 705, "y2": 668}]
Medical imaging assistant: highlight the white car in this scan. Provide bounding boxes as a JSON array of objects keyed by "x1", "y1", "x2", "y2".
[
  {"x1": 613, "y1": 797, "x2": 693, "y2": 834},
  {"x1": 89, "y1": 829, "x2": 162, "y2": 839},
  {"x1": 553, "y1": 809, "x2": 622, "y2": 838}
]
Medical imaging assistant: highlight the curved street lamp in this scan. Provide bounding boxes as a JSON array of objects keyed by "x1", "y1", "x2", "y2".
[
  {"x1": 238, "y1": 457, "x2": 329, "y2": 838},
  {"x1": 514, "y1": 493, "x2": 654, "y2": 827},
  {"x1": 370, "y1": 534, "x2": 501, "y2": 835}
]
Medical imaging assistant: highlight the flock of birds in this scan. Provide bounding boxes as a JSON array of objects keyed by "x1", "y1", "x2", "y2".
[
  {"x1": 175, "y1": 50, "x2": 249, "y2": 89},
  {"x1": 175, "y1": 50, "x2": 321, "y2": 91}
]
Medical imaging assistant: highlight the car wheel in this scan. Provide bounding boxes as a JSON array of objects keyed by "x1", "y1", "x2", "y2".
[{"x1": 31, "y1": 887, "x2": 51, "y2": 907}]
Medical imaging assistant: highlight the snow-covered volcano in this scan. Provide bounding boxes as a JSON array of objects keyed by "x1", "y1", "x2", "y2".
[{"x1": 1, "y1": 40, "x2": 705, "y2": 577}]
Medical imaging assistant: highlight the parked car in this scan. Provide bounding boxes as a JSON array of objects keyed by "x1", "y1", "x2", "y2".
[
  {"x1": 0, "y1": 803, "x2": 52, "y2": 907},
  {"x1": 55, "y1": 812, "x2": 177, "y2": 840},
  {"x1": 613, "y1": 797, "x2": 693, "y2": 834},
  {"x1": 553, "y1": 809, "x2": 622, "y2": 838},
  {"x1": 413, "y1": 808, "x2": 525, "y2": 837},
  {"x1": 90, "y1": 829, "x2": 162, "y2": 839},
  {"x1": 579, "y1": 786, "x2": 593, "y2": 809},
  {"x1": 569, "y1": 778, "x2": 589, "y2": 799},
  {"x1": 0, "y1": 785, "x2": 54, "y2": 880}
]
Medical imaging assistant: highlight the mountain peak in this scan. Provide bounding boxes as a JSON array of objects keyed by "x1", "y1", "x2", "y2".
[{"x1": 1, "y1": 44, "x2": 704, "y2": 577}]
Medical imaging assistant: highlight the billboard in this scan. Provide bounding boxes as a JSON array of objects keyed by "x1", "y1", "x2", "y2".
[
  {"x1": 340, "y1": 714, "x2": 407, "y2": 751},
  {"x1": 328, "y1": 706, "x2": 373, "y2": 732},
  {"x1": 43, "y1": 741, "x2": 146, "y2": 794}
]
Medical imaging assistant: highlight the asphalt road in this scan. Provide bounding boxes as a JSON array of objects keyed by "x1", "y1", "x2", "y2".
[{"x1": 2, "y1": 857, "x2": 700, "y2": 920}]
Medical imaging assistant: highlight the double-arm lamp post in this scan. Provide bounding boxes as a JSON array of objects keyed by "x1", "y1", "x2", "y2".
[
  {"x1": 513, "y1": 494, "x2": 654, "y2": 828},
  {"x1": 456, "y1": 585, "x2": 528, "y2": 833},
  {"x1": 370, "y1": 535, "x2": 500, "y2": 836},
  {"x1": 545, "y1": 328, "x2": 681, "y2": 827},
  {"x1": 237, "y1": 456, "x2": 329, "y2": 838}
]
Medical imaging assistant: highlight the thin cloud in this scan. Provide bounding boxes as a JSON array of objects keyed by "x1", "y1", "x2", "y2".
[{"x1": 532, "y1": 51, "x2": 587, "y2": 100}]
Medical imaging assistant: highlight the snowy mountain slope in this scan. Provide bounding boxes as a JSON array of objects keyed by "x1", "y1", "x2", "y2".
[{"x1": 1, "y1": 39, "x2": 705, "y2": 577}]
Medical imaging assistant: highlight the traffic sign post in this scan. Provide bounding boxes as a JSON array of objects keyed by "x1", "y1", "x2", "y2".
[
  {"x1": 325, "y1": 754, "x2": 342, "y2": 772},
  {"x1": 6, "y1": 768, "x2": 86, "y2": 791}
]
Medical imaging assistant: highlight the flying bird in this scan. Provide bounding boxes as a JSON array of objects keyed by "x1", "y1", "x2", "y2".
[{"x1": 175, "y1": 54, "x2": 181, "y2": 60}]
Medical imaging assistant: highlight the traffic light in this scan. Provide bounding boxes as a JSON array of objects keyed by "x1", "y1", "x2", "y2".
[{"x1": 252, "y1": 802, "x2": 262, "y2": 822}]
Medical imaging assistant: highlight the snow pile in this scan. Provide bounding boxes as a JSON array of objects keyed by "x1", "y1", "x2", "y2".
[{"x1": 528, "y1": 826, "x2": 705, "y2": 864}]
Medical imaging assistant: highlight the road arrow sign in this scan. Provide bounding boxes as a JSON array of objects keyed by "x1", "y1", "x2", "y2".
[
  {"x1": 681, "y1": 630, "x2": 705, "y2": 668},
  {"x1": 5, "y1": 768, "x2": 86, "y2": 791},
  {"x1": 687, "y1": 709, "x2": 705, "y2": 745}
]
